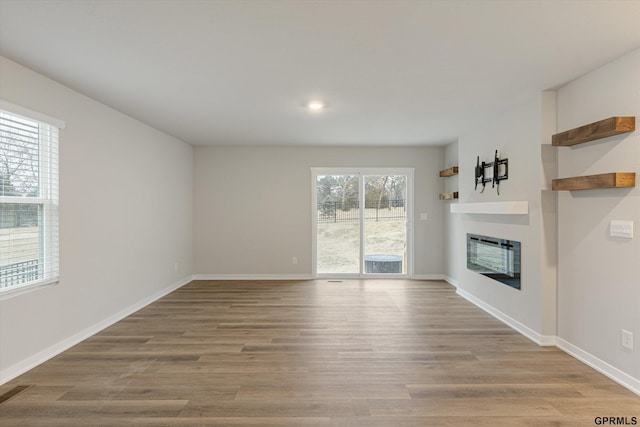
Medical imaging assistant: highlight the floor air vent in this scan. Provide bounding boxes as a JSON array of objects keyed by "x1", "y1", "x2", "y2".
[{"x1": 0, "y1": 385, "x2": 30, "y2": 404}]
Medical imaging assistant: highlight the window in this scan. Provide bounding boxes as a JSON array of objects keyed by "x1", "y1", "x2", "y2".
[{"x1": 0, "y1": 106, "x2": 60, "y2": 294}]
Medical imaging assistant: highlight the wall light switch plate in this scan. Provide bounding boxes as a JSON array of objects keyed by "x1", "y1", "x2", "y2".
[
  {"x1": 420, "y1": 213, "x2": 428, "y2": 221},
  {"x1": 610, "y1": 220, "x2": 633, "y2": 238},
  {"x1": 622, "y1": 329, "x2": 634, "y2": 350}
]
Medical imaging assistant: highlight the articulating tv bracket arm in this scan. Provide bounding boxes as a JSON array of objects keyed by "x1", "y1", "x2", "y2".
[
  {"x1": 474, "y1": 156, "x2": 483, "y2": 191},
  {"x1": 475, "y1": 150, "x2": 508, "y2": 195},
  {"x1": 492, "y1": 150, "x2": 509, "y2": 195}
]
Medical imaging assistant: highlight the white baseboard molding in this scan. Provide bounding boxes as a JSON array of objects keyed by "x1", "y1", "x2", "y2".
[
  {"x1": 411, "y1": 274, "x2": 446, "y2": 281},
  {"x1": 444, "y1": 276, "x2": 459, "y2": 288},
  {"x1": 0, "y1": 275, "x2": 193, "y2": 385},
  {"x1": 193, "y1": 274, "x2": 314, "y2": 281},
  {"x1": 456, "y1": 287, "x2": 556, "y2": 347},
  {"x1": 194, "y1": 274, "x2": 448, "y2": 282},
  {"x1": 556, "y1": 337, "x2": 640, "y2": 396},
  {"x1": 454, "y1": 287, "x2": 640, "y2": 395}
]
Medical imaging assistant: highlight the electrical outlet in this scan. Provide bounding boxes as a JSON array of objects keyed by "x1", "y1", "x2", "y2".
[
  {"x1": 292, "y1": 257, "x2": 298, "y2": 265},
  {"x1": 174, "y1": 262, "x2": 179, "y2": 272},
  {"x1": 621, "y1": 329, "x2": 634, "y2": 350}
]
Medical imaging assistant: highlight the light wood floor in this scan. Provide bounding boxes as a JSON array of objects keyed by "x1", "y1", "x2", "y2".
[{"x1": 1, "y1": 279, "x2": 638, "y2": 426}]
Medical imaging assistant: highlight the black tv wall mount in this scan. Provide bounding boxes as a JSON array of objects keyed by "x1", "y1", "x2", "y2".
[{"x1": 474, "y1": 150, "x2": 508, "y2": 194}]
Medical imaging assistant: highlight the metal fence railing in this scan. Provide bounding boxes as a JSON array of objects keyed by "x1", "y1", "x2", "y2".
[
  {"x1": 0, "y1": 259, "x2": 40, "y2": 288},
  {"x1": 317, "y1": 199, "x2": 406, "y2": 223}
]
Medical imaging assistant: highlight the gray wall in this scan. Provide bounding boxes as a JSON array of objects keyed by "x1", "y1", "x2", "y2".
[
  {"x1": 556, "y1": 48, "x2": 640, "y2": 382},
  {"x1": 0, "y1": 56, "x2": 194, "y2": 382},
  {"x1": 445, "y1": 94, "x2": 554, "y2": 342},
  {"x1": 193, "y1": 146, "x2": 445, "y2": 277},
  {"x1": 443, "y1": 140, "x2": 460, "y2": 282}
]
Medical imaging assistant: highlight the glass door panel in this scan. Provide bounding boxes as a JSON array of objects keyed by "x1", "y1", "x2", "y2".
[
  {"x1": 316, "y1": 175, "x2": 360, "y2": 274},
  {"x1": 363, "y1": 175, "x2": 407, "y2": 274}
]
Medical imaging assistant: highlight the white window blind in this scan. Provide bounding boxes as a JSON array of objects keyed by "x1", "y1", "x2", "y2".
[{"x1": 0, "y1": 108, "x2": 59, "y2": 294}]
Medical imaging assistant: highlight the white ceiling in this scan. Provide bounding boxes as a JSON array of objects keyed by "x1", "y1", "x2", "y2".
[{"x1": 1, "y1": 0, "x2": 640, "y2": 147}]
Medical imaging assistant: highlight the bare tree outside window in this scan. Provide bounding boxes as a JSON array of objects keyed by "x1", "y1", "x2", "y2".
[{"x1": 0, "y1": 114, "x2": 40, "y2": 198}]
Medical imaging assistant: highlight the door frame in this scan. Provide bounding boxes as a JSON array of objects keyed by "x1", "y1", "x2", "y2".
[{"x1": 311, "y1": 167, "x2": 414, "y2": 278}]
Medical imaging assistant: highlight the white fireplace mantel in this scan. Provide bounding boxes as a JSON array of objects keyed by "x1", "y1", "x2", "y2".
[{"x1": 450, "y1": 201, "x2": 529, "y2": 215}]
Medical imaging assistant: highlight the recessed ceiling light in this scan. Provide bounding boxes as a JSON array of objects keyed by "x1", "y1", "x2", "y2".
[{"x1": 308, "y1": 101, "x2": 325, "y2": 110}]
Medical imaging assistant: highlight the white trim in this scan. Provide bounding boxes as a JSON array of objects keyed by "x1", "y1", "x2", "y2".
[
  {"x1": 0, "y1": 99, "x2": 66, "y2": 129},
  {"x1": 556, "y1": 337, "x2": 640, "y2": 396},
  {"x1": 194, "y1": 274, "x2": 447, "y2": 282},
  {"x1": 193, "y1": 274, "x2": 314, "y2": 281},
  {"x1": 0, "y1": 278, "x2": 59, "y2": 301},
  {"x1": 412, "y1": 274, "x2": 446, "y2": 281},
  {"x1": 0, "y1": 275, "x2": 193, "y2": 385},
  {"x1": 537, "y1": 334, "x2": 557, "y2": 347},
  {"x1": 0, "y1": 196, "x2": 51, "y2": 204},
  {"x1": 450, "y1": 201, "x2": 528, "y2": 215},
  {"x1": 444, "y1": 276, "x2": 459, "y2": 287},
  {"x1": 310, "y1": 169, "x2": 318, "y2": 277},
  {"x1": 407, "y1": 172, "x2": 415, "y2": 277},
  {"x1": 318, "y1": 273, "x2": 411, "y2": 280},
  {"x1": 456, "y1": 287, "x2": 555, "y2": 346}
]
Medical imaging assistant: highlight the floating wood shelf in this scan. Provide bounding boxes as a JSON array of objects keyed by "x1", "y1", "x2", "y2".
[
  {"x1": 552, "y1": 116, "x2": 635, "y2": 146},
  {"x1": 439, "y1": 166, "x2": 459, "y2": 177},
  {"x1": 552, "y1": 172, "x2": 635, "y2": 191},
  {"x1": 439, "y1": 191, "x2": 459, "y2": 200}
]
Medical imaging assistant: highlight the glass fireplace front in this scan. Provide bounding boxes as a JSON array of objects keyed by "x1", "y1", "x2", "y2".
[{"x1": 467, "y1": 233, "x2": 521, "y2": 290}]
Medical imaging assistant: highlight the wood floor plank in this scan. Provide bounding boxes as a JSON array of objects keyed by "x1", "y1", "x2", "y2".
[{"x1": 1, "y1": 279, "x2": 638, "y2": 425}]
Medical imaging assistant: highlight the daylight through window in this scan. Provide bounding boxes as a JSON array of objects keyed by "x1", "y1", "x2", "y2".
[{"x1": 0, "y1": 108, "x2": 59, "y2": 293}]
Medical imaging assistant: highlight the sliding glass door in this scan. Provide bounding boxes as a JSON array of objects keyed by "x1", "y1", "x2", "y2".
[
  {"x1": 313, "y1": 168, "x2": 412, "y2": 277},
  {"x1": 315, "y1": 174, "x2": 360, "y2": 274},
  {"x1": 363, "y1": 175, "x2": 407, "y2": 274}
]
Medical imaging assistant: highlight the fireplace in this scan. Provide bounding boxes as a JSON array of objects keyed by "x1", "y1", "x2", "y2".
[{"x1": 467, "y1": 233, "x2": 521, "y2": 290}]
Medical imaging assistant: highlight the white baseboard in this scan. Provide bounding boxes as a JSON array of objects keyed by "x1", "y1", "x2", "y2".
[
  {"x1": 444, "y1": 276, "x2": 459, "y2": 288},
  {"x1": 456, "y1": 287, "x2": 556, "y2": 347},
  {"x1": 556, "y1": 337, "x2": 640, "y2": 396},
  {"x1": 412, "y1": 274, "x2": 446, "y2": 281},
  {"x1": 192, "y1": 274, "x2": 314, "y2": 281},
  {"x1": 194, "y1": 274, "x2": 447, "y2": 281},
  {"x1": 0, "y1": 275, "x2": 193, "y2": 385},
  {"x1": 455, "y1": 287, "x2": 639, "y2": 395}
]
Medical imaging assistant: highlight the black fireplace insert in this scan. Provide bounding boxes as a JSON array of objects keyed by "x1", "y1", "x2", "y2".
[{"x1": 467, "y1": 233, "x2": 521, "y2": 290}]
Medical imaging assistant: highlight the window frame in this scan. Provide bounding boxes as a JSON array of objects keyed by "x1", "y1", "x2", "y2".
[
  {"x1": 311, "y1": 167, "x2": 415, "y2": 278},
  {"x1": 0, "y1": 101, "x2": 63, "y2": 299}
]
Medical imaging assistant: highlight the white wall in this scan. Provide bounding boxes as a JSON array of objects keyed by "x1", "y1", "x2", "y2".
[
  {"x1": 540, "y1": 91, "x2": 558, "y2": 339},
  {"x1": 556, "y1": 49, "x2": 640, "y2": 386},
  {"x1": 445, "y1": 94, "x2": 555, "y2": 343},
  {"x1": 443, "y1": 140, "x2": 461, "y2": 284},
  {"x1": 193, "y1": 146, "x2": 444, "y2": 278},
  {"x1": 0, "y1": 57, "x2": 194, "y2": 383}
]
